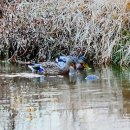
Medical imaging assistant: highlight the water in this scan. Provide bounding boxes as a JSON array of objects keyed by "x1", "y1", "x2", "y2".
[{"x1": 0, "y1": 62, "x2": 130, "y2": 130}]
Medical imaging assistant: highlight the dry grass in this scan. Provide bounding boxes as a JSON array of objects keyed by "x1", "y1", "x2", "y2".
[{"x1": 0, "y1": 0, "x2": 130, "y2": 65}]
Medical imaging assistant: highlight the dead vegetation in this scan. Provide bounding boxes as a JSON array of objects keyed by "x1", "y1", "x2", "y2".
[{"x1": 0, "y1": 0, "x2": 130, "y2": 66}]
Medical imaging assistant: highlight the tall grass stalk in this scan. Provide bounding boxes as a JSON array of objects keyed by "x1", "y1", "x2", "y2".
[{"x1": 0, "y1": 0, "x2": 130, "y2": 65}]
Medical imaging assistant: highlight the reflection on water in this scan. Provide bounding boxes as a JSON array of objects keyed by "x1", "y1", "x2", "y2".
[{"x1": 0, "y1": 62, "x2": 130, "y2": 130}]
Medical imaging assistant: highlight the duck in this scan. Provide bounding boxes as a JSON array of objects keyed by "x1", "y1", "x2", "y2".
[
  {"x1": 56, "y1": 55, "x2": 77, "y2": 74},
  {"x1": 28, "y1": 63, "x2": 45, "y2": 73},
  {"x1": 56, "y1": 55, "x2": 88, "y2": 75}
]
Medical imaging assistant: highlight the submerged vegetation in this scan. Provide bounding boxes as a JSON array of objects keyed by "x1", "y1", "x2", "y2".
[{"x1": 0, "y1": 0, "x2": 130, "y2": 66}]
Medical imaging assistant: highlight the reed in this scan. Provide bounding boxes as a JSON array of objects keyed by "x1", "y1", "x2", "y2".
[{"x1": 0, "y1": 0, "x2": 130, "y2": 65}]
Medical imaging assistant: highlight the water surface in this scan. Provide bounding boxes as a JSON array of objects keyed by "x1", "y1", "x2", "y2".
[{"x1": 0, "y1": 62, "x2": 130, "y2": 130}]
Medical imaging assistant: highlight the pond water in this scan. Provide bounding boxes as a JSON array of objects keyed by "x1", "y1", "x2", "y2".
[{"x1": 0, "y1": 62, "x2": 130, "y2": 130}]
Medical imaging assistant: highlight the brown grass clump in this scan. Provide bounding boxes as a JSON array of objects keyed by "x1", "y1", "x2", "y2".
[{"x1": 0, "y1": 0, "x2": 130, "y2": 66}]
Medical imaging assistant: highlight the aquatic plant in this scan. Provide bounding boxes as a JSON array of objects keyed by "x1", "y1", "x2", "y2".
[{"x1": 0, "y1": 0, "x2": 130, "y2": 65}]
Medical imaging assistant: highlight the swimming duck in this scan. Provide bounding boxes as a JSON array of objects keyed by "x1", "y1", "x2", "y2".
[
  {"x1": 28, "y1": 64, "x2": 45, "y2": 73},
  {"x1": 56, "y1": 55, "x2": 88, "y2": 75}
]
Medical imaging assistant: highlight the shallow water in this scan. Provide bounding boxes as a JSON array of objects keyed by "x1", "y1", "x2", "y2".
[{"x1": 0, "y1": 62, "x2": 130, "y2": 130}]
